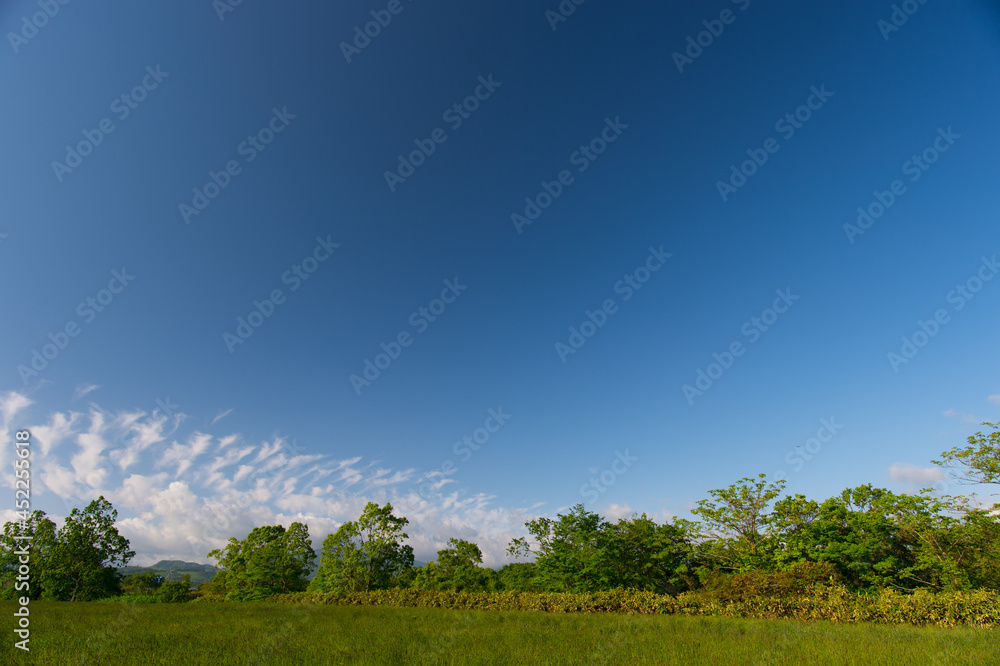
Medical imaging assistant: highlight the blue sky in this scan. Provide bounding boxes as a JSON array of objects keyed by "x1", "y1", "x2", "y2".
[{"x1": 1, "y1": 0, "x2": 999, "y2": 566}]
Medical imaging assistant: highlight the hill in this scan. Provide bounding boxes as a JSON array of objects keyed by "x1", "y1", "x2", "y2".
[{"x1": 118, "y1": 560, "x2": 218, "y2": 586}]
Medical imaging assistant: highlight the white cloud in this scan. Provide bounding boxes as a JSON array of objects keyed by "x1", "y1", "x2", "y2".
[
  {"x1": 109, "y1": 410, "x2": 179, "y2": 471},
  {"x1": 71, "y1": 409, "x2": 111, "y2": 487},
  {"x1": 988, "y1": 395, "x2": 1000, "y2": 406},
  {"x1": 0, "y1": 395, "x2": 553, "y2": 569},
  {"x1": 157, "y1": 432, "x2": 214, "y2": 477},
  {"x1": 600, "y1": 503, "x2": 637, "y2": 522},
  {"x1": 0, "y1": 391, "x2": 33, "y2": 426},
  {"x1": 888, "y1": 462, "x2": 946, "y2": 489},
  {"x1": 28, "y1": 410, "x2": 80, "y2": 456},
  {"x1": 73, "y1": 384, "x2": 100, "y2": 400},
  {"x1": 211, "y1": 408, "x2": 233, "y2": 425}
]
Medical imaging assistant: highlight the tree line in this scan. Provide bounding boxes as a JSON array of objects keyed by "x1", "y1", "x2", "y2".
[{"x1": 3, "y1": 422, "x2": 997, "y2": 602}]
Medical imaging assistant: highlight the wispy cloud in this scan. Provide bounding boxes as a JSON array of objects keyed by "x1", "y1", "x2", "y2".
[
  {"x1": 211, "y1": 408, "x2": 233, "y2": 425},
  {"x1": 0, "y1": 391, "x2": 546, "y2": 568},
  {"x1": 0, "y1": 391, "x2": 33, "y2": 425},
  {"x1": 988, "y1": 395, "x2": 1000, "y2": 407},
  {"x1": 943, "y1": 408, "x2": 977, "y2": 425},
  {"x1": 73, "y1": 384, "x2": 100, "y2": 400}
]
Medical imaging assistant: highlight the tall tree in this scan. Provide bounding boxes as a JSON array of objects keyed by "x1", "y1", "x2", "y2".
[
  {"x1": 208, "y1": 522, "x2": 315, "y2": 600},
  {"x1": 507, "y1": 504, "x2": 609, "y2": 592},
  {"x1": 40, "y1": 496, "x2": 135, "y2": 601},
  {"x1": 691, "y1": 474, "x2": 786, "y2": 573},
  {"x1": 599, "y1": 514, "x2": 698, "y2": 594},
  {"x1": 310, "y1": 502, "x2": 413, "y2": 593},
  {"x1": 414, "y1": 538, "x2": 491, "y2": 592}
]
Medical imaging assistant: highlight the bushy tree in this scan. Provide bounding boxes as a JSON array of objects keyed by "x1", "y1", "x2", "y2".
[
  {"x1": 495, "y1": 562, "x2": 543, "y2": 592},
  {"x1": 414, "y1": 539, "x2": 491, "y2": 592},
  {"x1": 40, "y1": 497, "x2": 135, "y2": 601},
  {"x1": 208, "y1": 522, "x2": 316, "y2": 600},
  {"x1": 691, "y1": 474, "x2": 786, "y2": 573},
  {"x1": 0, "y1": 510, "x2": 57, "y2": 600},
  {"x1": 599, "y1": 514, "x2": 698, "y2": 594},
  {"x1": 508, "y1": 504, "x2": 608, "y2": 592},
  {"x1": 310, "y1": 503, "x2": 413, "y2": 593},
  {"x1": 157, "y1": 574, "x2": 194, "y2": 602},
  {"x1": 122, "y1": 572, "x2": 164, "y2": 595}
]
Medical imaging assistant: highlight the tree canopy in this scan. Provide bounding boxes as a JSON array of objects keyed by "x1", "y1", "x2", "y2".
[
  {"x1": 208, "y1": 522, "x2": 315, "y2": 600},
  {"x1": 309, "y1": 502, "x2": 413, "y2": 593}
]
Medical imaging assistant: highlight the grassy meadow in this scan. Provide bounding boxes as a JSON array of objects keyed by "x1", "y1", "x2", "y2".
[{"x1": 1, "y1": 601, "x2": 996, "y2": 665}]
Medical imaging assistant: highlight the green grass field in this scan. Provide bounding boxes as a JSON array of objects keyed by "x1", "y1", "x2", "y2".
[{"x1": 0, "y1": 601, "x2": 995, "y2": 665}]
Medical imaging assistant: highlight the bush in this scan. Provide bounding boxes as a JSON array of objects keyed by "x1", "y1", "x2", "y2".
[
  {"x1": 266, "y1": 584, "x2": 1000, "y2": 627},
  {"x1": 698, "y1": 561, "x2": 843, "y2": 603}
]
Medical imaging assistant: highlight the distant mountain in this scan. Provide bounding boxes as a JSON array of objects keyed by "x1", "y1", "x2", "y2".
[{"x1": 118, "y1": 560, "x2": 218, "y2": 586}]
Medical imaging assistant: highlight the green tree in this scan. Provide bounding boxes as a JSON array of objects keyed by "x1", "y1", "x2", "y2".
[
  {"x1": 208, "y1": 522, "x2": 316, "y2": 600},
  {"x1": 40, "y1": 496, "x2": 135, "y2": 601},
  {"x1": 310, "y1": 502, "x2": 413, "y2": 593},
  {"x1": 122, "y1": 572, "x2": 164, "y2": 595},
  {"x1": 691, "y1": 474, "x2": 786, "y2": 573},
  {"x1": 599, "y1": 514, "x2": 698, "y2": 593},
  {"x1": 933, "y1": 421, "x2": 1000, "y2": 486},
  {"x1": 494, "y1": 562, "x2": 542, "y2": 592},
  {"x1": 157, "y1": 574, "x2": 194, "y2": 602},
  {"x1": 508, "y1": 504, "x2": 610, "y2": 593},
  {"x1": 414, "y1": 539, "x2": 491, "y2": 592},
  {"x1": 777, "y1": 486, "x2": 915, "y2": 589},
  {"x1": 0, "y1": 510, "x2": 57, "y2": 600}
]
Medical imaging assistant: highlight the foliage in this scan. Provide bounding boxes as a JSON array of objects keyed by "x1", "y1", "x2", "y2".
[
  {"x1": 933, "y1": 421, "x2": 1000, "y2": 486},
  {"x1": 690, "y1": 473, "x2": 786, "y2": 573},
  {"x1": 310, "y1": 502, "x2": 414, "y2": 593},
  {"x1": 208, "y1": 522, "x2": 315, "y2": 601},
  {"x1": 39, "y1": 497, "x2": 135, "y2": 601},
  {"x1": 122, "y1": 572, "x2": 164, "y2": 595},
  {"x1": 413, "y1": 539, "x2": 493, "y2": 592},
  {"x1": 0, "y1": 509, "x2": 57, "y2": 600},
  {"x1": 270, "y1": 585, "x2": 1000, "y2": 628},
  {"x1": 494, "y1": 562, "x2": 544, "y2": 593},
  {"x1": 158, "y1": 574, "x2": 195, "y2": 602}
]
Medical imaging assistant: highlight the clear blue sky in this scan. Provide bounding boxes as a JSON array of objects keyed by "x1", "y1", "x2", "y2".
[{"x1": 1, "y1": 0, "x2": 998, "y2": 566}]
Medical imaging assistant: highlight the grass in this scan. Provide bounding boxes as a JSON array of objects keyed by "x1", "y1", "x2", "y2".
[{"x1": 0, "y1": 601, "x2": 995, "y2": 665}]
